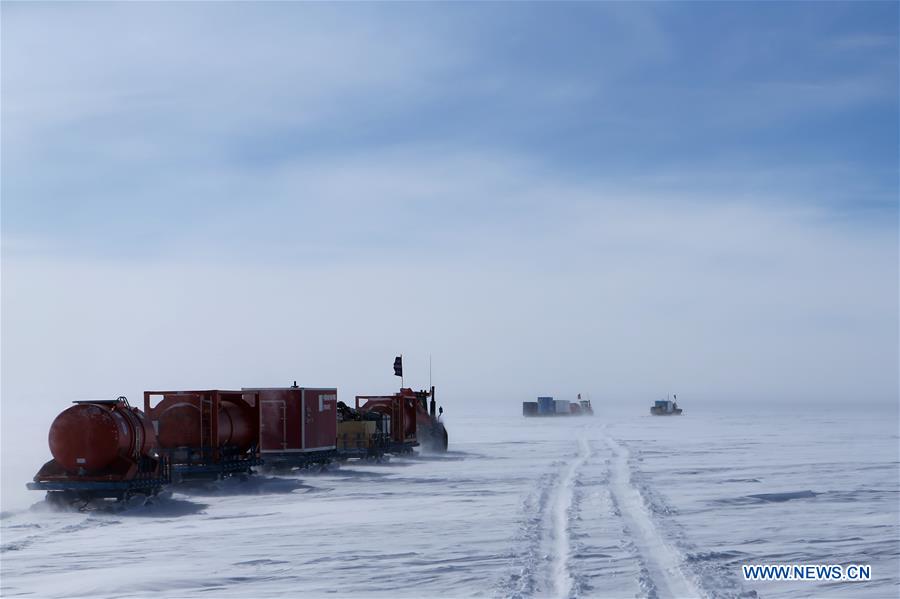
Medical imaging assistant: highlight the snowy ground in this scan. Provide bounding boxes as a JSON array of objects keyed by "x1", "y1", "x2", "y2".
[{"x1": 2, "y1": 403, "x2": 898, "y2": 598}]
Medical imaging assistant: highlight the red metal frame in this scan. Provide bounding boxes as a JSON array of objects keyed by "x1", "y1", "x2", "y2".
[{"x1": 356, "y1": 388, "x2": 419, "y2": 445}]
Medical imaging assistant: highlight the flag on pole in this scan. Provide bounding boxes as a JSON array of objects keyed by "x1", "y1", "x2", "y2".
[{"x1": 393, "y1": 356, "x2": 403, "y2": 377}]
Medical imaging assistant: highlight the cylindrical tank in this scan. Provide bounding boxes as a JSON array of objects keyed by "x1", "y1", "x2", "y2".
[
  {"x1": 48, "y1": 401, "x2": 156, "y2": 474},
  {"x1": 156, "y1": 398, "x2": 254, "y2": 451}
]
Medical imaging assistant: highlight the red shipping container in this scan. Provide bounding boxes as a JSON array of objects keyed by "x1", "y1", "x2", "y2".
[{"x1": 245, "y1": 387, "x2": 337, "y2": 454}]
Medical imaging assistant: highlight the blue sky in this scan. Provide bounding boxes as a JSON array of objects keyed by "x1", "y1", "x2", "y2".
[
  {"x1": 2, "y1": 2, "x2": 897, "y2": 258},
  {"x1": 1, "y1": 1, "x2": 897, "y2": 425}
]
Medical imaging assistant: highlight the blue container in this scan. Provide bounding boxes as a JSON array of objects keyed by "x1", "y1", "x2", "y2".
[{"x1": 537, "y1": 396, "x2": 555, "y2": 414}]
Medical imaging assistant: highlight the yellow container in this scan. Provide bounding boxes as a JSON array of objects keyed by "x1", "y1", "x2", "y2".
[{"x1": 337, "y1": 421, "x2": 376, "y2": 449}]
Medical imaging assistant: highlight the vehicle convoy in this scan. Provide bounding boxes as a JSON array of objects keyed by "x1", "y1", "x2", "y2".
[
  {"x1": 522, "y1": 394, "x2": 594, "y2": 417},
  {"x1": 650, "y1": 395, "x2": 683, "y2": 415},
  {"x1": 28, "y1": 365, "x2": 449, "y2": 503}
]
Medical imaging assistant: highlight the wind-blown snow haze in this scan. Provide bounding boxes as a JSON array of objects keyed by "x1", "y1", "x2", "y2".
[{"x1": 2, "y1": 2, "x2": 898, "y2": 598}]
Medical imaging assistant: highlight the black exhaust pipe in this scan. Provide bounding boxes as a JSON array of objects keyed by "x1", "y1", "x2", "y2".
[{"x1": 429, "y1": 385, "x2": 436, "y2": 418}]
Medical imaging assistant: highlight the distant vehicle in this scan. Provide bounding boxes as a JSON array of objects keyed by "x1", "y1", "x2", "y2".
[
  {"x1": 523, "y1": 394, "x2": 594, "y2": 417},
  {"x1": 650, "y1": 395, "x2": 683, "y2": 416}
]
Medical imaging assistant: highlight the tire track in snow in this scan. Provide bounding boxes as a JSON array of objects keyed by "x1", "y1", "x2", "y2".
[
  {"x1": 548, "y1": 436, "x2": 592, "y2": 598},
  {"x1": 502, "y1": 465, "x2": 562, "y2": 598},
  {"x1": 1, "y1": 514, "x2": 113, "y2": 553},
  {"x1": 606, "y1": 437, "x2": 702, "y2": 599},
  {"x1": 501, "y1": 436, "x2": 592, "y2": 599}
]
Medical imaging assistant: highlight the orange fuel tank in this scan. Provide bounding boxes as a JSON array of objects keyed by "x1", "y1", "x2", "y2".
[
  {"x1": 48, "y1": 399, "x2": 157, "y2": 474},
  {"x1": 145, "y1": 390, "x2": 256, "y2": 452}
]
